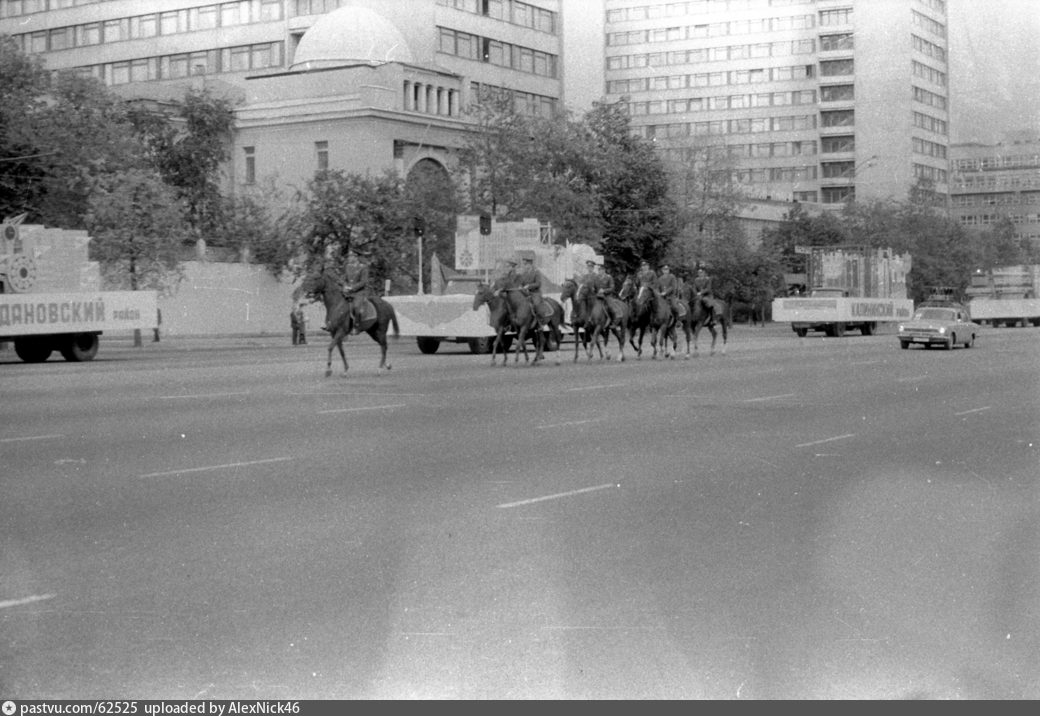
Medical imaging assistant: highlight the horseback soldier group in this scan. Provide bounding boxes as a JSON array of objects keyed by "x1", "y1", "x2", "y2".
[
  {"x1": 494, "y1": 253, "x2": 555, "y2": 329},
  {"x1": 626, "y1": 259, "x2": 717, "y2": 325}
]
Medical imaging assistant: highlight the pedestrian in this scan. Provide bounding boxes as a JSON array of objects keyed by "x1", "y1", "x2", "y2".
[
  {"x1": 153, "y1": 307, "x2": 162, "y2": 343},
  {"x1": 291, "y1": 303, "x2": 307, "y2": 345}
]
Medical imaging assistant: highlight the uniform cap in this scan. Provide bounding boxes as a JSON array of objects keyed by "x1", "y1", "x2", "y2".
[
  {"x1": 504, "y1": 258, "x2": 518, "y2": 266},
  {"x1": 586, "y1": 259, "x2": 596, "y2": 267}
]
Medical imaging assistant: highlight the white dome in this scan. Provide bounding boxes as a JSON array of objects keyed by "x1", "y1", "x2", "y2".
[{"x1": 292, "y1": 6, "x2": 413, "y2": 69}]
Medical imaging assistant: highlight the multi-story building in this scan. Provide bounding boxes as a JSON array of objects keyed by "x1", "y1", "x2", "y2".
[
  {"x1": 600, "y1": 0, "x2": 951, "y2": 207},
  {"x1": 949, "y1": 132, "x2": 1040, "y2": 252},
  {"x1": 0, "y1": 0, "x2": 565, "y2": 199}
]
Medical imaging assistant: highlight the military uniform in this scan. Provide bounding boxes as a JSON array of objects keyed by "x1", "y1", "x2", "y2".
[
  {"x1": 593, "y1": 264, "x2": 619, "y2": 325},
  {"x1": 518, "y1": 258, "x2": 548, "y2": 323},
  {"x1": 692, "y1": 269, "x2": 715, "y2": 319},
  {"x1": 657, "y1": 266, "x2": 683, "y2": 317},
  {"x1": 636, "y1": 262, "x2": 658, "y2": 291},
  {"x1": 342, "y1": 259, "x2": 370, "y2": 333}
]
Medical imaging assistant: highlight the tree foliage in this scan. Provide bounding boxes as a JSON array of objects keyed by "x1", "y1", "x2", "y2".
[{"x1": 85, "y1": 169, "x2": 188, "y2": 294}]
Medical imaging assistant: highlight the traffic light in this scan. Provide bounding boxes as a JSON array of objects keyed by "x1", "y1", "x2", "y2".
[
  {"x1": 413, "y1": 216, "x2": 425, "y2": 238},
  {"x1": 479, "y1": 214, "x2": 492, "y2": 235}
]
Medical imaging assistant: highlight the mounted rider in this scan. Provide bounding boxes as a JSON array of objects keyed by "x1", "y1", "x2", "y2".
[
  {"x1": 517, "y1": 252, "x2": 551, "y2": 327},
  {"x1": 692, "y1": 264, "x2": 716, "y2": 322},
  {"x1": 635, "y1": 259, "x2": 658, "y2": 292},
  {"x1": 592, "y1": 262, "x2": 620, "y2": 326},
  {"x1": 340, "y1": 250, "x2": 371, "y2": 334},
  {"x1": 657, "y1": 263, "x2": 685, "y2": 320}
]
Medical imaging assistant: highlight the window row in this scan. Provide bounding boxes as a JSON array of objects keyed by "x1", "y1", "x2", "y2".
[
  {"x1": 953, "y1": 154, "x2": 1040, "y2": 171},
  {"x1": 819, "y1": 84, "x2": 854, "y2": 102},
  {"x1": 819, "y1": 8, "x2": 851, "y2": 26},
  {"x1": 916, "y1": 0, "x2": 946, "y2": 14},
  {"x1": 953, "y1": 174, "x2": 1040, "y2": 190},
  {"x1": 68, "y1": 42, "x2": 284, "y2": 86},
  {"x1": 958, "y1": 214, "x2": 1040, "y2": 226},
  {"x1": 629, "y1": 108, "x2": 818, "y2": 136},
  {"x1": 606, "y1": 38, "x2": 815, "y2": 69},
  {"x1": 913, "y1": 111, "x2": 948, "y2": 136},
  {"x1": 607, "y1": 14, "x2": 815, "y2": 46},
  {"x1": 819, "y1": 33, "x2": 853, "y2": 52},
  {"x1": 951, "y1": 192, "x2": 1040, "y2": 207},
  {"x1": 913, "y1": 162, "x2": 948, "y2": 183},
  {"x1": 435, "y1": 0, "x2": 558, "y2": 35},
  {"x1": 438, "y1": 27, "x2": 558, "y2": 78},
  {"x1": 606, "y1": 0, "x2": 813, "y2": 23},
  {"x1": 911, "y1": 34, "x2": 946, "y2": 63},
  {"x1": 468, "y1": 82, "x2": 558, "y2": 119},
  {"x1": 911, "y1": 9, "x2": 946, "y2": 39},
  {"x1": 608, "y1": 63, "x2": 816, "y2": 93},
  {"x1": 912, "y1": 136, "x2": 947, "y2": 159},
  {"x1": 912, "y1": 85, "x2": 948, "y2": 110},
  {"x1": 912, "y1": 60, "x2": 947, "y2": 86},
  {"x1": 1, "y1": 0, "x2": 95, "y2": 17},
  {"x1": 821, "y1": 109, "x2": 853, "y2": 127},
  {"x1": 11, "y1": 1, "x2": 282, "y2": 54},
  {"x1": 610, "y1": 81, "x2": 819, "y2": 110}
]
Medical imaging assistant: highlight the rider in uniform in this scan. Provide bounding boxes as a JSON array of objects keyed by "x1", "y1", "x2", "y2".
[
  {"x1": 517, "y1": 254, "x2": 548, "y2": 325},
  {"x1": 493, "y1": 257, "x2": 519, "y2": 295},
  {"x1": 341, "y1": 250, "x2": 371, "y2": 334},
  {"x1": 657, "y1": 263, "x2": 684, "y2": 319},
  {"x1": 593, "y1": 262, "x2": 619, "y2": 325},
  {"x1": 692, "y1": 264, "x2": 716, "y2": 322},
  {"x1": 636, "y1": 259, "x2": 658, "y2": 291}
]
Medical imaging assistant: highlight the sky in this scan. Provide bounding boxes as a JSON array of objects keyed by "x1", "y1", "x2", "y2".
[{"x1": 562, "y1": 0, "x2": 1040, "y2": 145}]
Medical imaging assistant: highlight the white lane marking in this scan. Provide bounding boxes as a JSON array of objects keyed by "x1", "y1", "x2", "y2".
[
  {"x1": 954, "y1": 406, "x2": 991, "y2": 416},
  {"x1": 318, "y1": 404, "x2": 405, "y2": 414},
  {"x1": 795, "y1": 434, "x2": 855, "y2": 448},
  {"x1": 537, "y1": 418, "x2": 603, "y2": 429},
  {"x1": 497, "y1": 483, "x2": 616, "y2": 509},
  {"x1": 158, "y1": 392, "x2": 251, "y2": 400},
  {"x1": 0, "y1": 434, "x2": 63, "y2": 443},
  {"x1": 896, "y1": 375, "x2": 930, "y2": 383},
  {"x1": 565, "y1": 384, "x2": 627, "y2": 392},
  {"x1": 0, "y1": 593, "x2": 56, "y2": 610},
  {"x1": 139, "y1": 456, "x2": 291, "y2": 478},
  {"x1": 742, "y1": 393, "x2": 795, "y2": 403}
]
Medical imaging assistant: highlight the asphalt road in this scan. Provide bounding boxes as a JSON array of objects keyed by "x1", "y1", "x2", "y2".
[{"x1": 1, "y1": 324, "x2": 1038, "y2": 699}]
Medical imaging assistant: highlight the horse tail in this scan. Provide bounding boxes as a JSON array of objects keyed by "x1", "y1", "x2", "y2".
[{"x1": 389, "y1": 303, "x2": 400, "y2": 338}]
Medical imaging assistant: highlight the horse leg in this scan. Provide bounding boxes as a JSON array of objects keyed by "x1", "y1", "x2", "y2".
[
  {"x1": 573, "y1": 326, "x2": 581, "y2": 363},
  {"x1": 325, "y1": 342, "x2": 335, "y2": 377},
  {"x1": 337, "y1": 340, "x2": 348, "y2": 375}
]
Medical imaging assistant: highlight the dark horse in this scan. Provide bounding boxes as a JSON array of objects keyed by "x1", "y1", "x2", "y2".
[
  {"x1": 292, "y1": 268, "x2": 399, "y2": 377},
  {"x1": 685, "y1": 285, "x2": 730, "y2": 356},
  {"x1": 562, "y1": 279, "x2": 627, "y2": 362},
  {"x1": 620, "y1": 278, "x2": 673, "y2": 359},
  {"x1": 473, "y1": 282, "x2": 543, "y2": 366}
]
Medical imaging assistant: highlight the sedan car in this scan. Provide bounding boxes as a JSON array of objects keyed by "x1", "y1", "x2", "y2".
[{"x1": 898, "y1": 305, "x2": 979, "y2": 350}]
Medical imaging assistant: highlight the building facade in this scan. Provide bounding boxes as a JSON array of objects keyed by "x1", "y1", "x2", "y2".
[
  {"x1": 949, "y1": 132, "x2": 1040, "y2": 251},
  {"x1": 601, "y1": 0, "x2": 951, "y2": 206}
]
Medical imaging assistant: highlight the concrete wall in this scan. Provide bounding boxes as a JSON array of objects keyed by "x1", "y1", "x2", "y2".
[{"x1": 158, "y1": 261, "x2": 323, "y2": 337}]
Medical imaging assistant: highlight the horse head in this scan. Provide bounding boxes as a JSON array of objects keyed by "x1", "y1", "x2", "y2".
[
  {"x1": 473, "y1": 282, "x2": 492, "y2": 310},
  {"x1": 618, "y1": 277, "x2": 636, "y2": 301},
  {"x1": 293, "y1": 271, "x2": 330, "y2": 303},
  {"x1": 560, "y1": 278, "x2": 578, "y2": 303}
]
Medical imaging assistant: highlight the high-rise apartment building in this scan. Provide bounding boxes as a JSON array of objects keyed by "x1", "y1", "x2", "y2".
[
  {"x1": 950, "y1": 132, "x2": 1040, "y2": 250},
  {"x1": 600, "y1": 0, "x2": 951, "y2": 206}
]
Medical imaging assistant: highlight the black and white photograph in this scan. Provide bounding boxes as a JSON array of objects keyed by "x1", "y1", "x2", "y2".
[{"x1": 1, "y1": 0, "x2": 1038, "y2": 701}]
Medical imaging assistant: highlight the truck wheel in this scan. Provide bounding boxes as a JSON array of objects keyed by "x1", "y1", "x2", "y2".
[
  {"x1": 833, "y1": 322, "x2": 845, "y2": 337},
  {"x1": 794, "y1": 327, "x2": 808, "y2": 337},
  {"x1": 59, "y1": 333, "x2": 100, "y2": 362},
  {"x1": 900, "y1": 340, "x2": 910, "y2": 350},
  {"x1": 468, "y1": 337, "x2": 494, "y2": 354},
  {"x1": 14, "y1": 337, "x2": 53, "y2": 363},
  {"x1": 416, "y1": 337, "x2": 441, "y2": 354},
  {"x1": 861, "y1": 322, "x2": 875, "y2": 336}
]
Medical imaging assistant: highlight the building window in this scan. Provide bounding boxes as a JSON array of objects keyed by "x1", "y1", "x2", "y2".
[
  {"x1": 244, "y1": 146, "x2": 255, "y2": 184},
  {"x1": 315, "y1": 141, "x2": 328, "y2": 171},
  {"x1": 821, "y1": 135, "x2": 855, "y2": 153},
  {"x1": 821, "y1": 161, "x2": 855, "y2": 178},
  {"x1": 821, "y1": 109, "x2": 854, "y2": 127},
  {"x1": 822, "y1": 186, "x2": 854, "y2": 203},
  {"x1": 820, "y1": 84, "x2": 854, "y2": 102},
  {"x1": 820, "y1": 59, "x2": 853, "y2": 76},
  {"x1": 820, "y1": 33, "x2": 854, "y2": 52}
]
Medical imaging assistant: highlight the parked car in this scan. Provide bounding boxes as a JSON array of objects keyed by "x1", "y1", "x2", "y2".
[{"x1": 897, "y1": 305, "x2": 979, "y2": 350}]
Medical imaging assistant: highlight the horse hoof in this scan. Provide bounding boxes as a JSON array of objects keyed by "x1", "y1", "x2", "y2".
[{"x1": 324, "y1": 370, "x2": 332, "y2": 378}]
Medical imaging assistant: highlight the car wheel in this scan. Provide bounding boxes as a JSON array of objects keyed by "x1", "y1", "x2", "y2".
[
  {"x1": 900, "y1": 340, "x2": 910, "y2": 350},
  {"x1": 416, "y1": 337, "x2": 441, "y2": 354},
  {"x1": 794, "y1": 327, "x2": 808, "y2": 337},
  {"x1": 964, "y1": 334, "x2": 974, "y2": 349},
  {"x1": 946, "y1": 333, "x2": 955, "y2": 350}
]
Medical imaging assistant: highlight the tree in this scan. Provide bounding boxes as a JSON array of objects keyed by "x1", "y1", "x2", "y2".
[
  {"x1": 0, "y1": 35, "x2": 49, "y2": 220},
  {"x1": 130, "y1": 87, "x2": 236, "y2": 240},
  {"x1": 85, "y1": 169, "x2": 189, "y2": 345},
  {"x1": 585, "y1": 99, "x2": 678, "y2": 276},
  {"x1": 285, "y1": 169, "x2": 416, "y2": 292}
]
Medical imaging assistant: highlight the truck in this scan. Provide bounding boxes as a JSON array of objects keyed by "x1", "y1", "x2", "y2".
[
  {"x1": 771, "y1": 245, "x2": 914, "y2": 337},
  {"x1": 385, "y1": 215, "x2": 597, "y2": 354},
  {"x1": 964, "y1": 265, "x2": 1040, "y2": 327},
  {"x1": 1, "y1": 220, "x2": 158, "y2": 363}
]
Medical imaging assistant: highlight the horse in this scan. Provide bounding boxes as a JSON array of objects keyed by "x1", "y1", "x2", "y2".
[
  {"x1": 687, "y1": 288, "x2": 730, "y2": 356},
  {"x1": 671, "y1": 283, "x2": 699, "y2": 359},
  {"x1": 621, "y1": 279, "x2": 673, "y2": 359},
  {"x1": 292, "y1": 268, "x2": 399, "y2": 377},
  {"x1": 472, "y1": 282, "x2": 543, "y2": 366}
]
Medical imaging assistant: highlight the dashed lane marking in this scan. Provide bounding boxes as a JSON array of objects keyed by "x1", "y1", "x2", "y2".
[
  {"x1": 157, "y1": 392, "x2": 252, "y2": 400},
  {"x1": 565, "y1": 384, "x2": 627, "y2": 392},
  {"x1": 795, "y1": 433, "x2": 855, "y2": 448},
  {"x1": 954, "y1": 406, "x2": 991, "y2": 416},
  {"x1": 742, "y1": 393, "x2": 796, "y2": 403},
  {"x1": 537, "y1": 418, "x2": 603, "y2": 429},
  {"x1": 139, "y1": 456, "x2": 292, "y2": 478},
  {"x1": 318, "y1": 404, "x2": 406, "y2": 414},
  {"x1": 0, "y1": 593, "x2": 56, "y2": 610},
  {"x1": 497, "y1": 483, "x2": 617, "y2": 509},
  {"x1": 0, "y1": 434, "x2": 63, "y2": 443}
]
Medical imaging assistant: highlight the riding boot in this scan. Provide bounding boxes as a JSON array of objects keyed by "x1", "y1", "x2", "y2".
[{"x1": 352, "y1": 311, "x2": 363, "y2": 334}]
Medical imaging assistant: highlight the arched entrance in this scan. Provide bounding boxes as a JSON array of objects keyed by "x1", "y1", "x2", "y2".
[{"x1": 405, "y1": 158, "x2": 458, "y2": 293}]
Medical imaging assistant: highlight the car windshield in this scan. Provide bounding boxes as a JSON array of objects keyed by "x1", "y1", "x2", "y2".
[{"x1": 915, "y1": 308, "x2": 956, "y2": 321}]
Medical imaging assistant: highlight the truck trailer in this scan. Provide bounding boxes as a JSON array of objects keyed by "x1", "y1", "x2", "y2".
[
  {"x1": 1, "y1": 221, "x2": 157, "y2": 363},
  {"x1": 965, "y1": 265, "x2": 1040, "y2": 327}
]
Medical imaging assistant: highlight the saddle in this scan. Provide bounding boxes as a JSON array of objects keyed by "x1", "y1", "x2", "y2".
[
  {"x1": 356, "y1": 297, "x2": 378, "y2": 325},
  {"x1": 535, "y1": 300, "x2": 554, "y2": 321}
]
